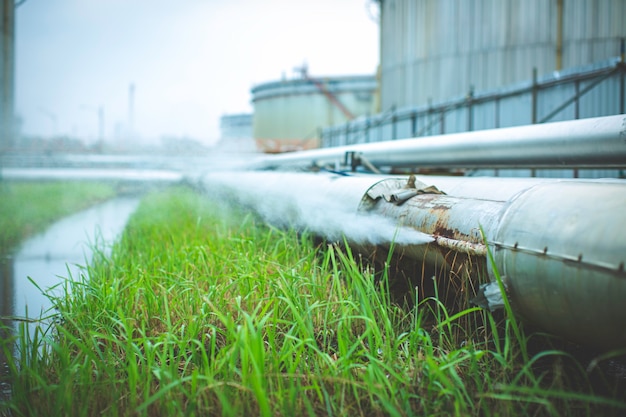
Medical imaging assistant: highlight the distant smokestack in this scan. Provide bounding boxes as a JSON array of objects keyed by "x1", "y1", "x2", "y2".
[
  {"x1": 128, "y1": 83, "x2": 135, "y2": 137},
  {"x1": 0, "y1": 0, "x2": 15, "y2": 144}
]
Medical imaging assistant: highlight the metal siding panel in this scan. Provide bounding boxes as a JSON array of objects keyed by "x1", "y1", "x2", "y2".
[
  {"x1": 449, "y1": 108, "x2": 466, "y2": 134},
  {"x1": 562, "y1": 0, "x2": 626, "y2": 67},
  {"x1": 498, "y1": 93, "x2": 533, "y2": 128},
  {"x1": 381, "y1": 0, "x2": 626, "y2": 111},
  {"x1": 579, "y1": 75, "x2": 621, "y2": 119},
  {"x1": 544, "y1": 83, "x2": 578, "y2": 122},
  {"x1": 579, "y1": 169, "x2": 622, "y2": 178},
  {"x1": 405, "y1": 0, "x2": 414, "y2": 107},
  {"x1": 395, "y1": 118, "x2": 411, "y2": 140},
  {"x1": 472, "y1": 101, "x2": 498, "y2": 131}
]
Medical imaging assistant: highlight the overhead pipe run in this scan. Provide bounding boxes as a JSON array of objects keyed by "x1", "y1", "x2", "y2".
[
  {"x1": 200, "y1": 171, "x2": 626, "y2": 351},
  {"x1": 250, "y1": 115, "x2": 626, "y2": 171}
]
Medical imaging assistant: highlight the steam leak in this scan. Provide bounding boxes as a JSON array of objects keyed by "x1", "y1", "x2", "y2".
[{"x1": 201, "y1": 171, "x2": 434, "y2": 246}]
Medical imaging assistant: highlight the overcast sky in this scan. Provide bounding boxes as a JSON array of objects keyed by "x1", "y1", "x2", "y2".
[{"x1": 15, "y1": 0, "x2": 379, "y2": 145}]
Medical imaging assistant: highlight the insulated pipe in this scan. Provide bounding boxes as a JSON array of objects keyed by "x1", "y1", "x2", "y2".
[
  {"x1": 200, "y1": 171, "x2": 626, "y2": 351},
  {"x1": 251, "y1": 115, "x2": 626, "y2": 170},
  {"x1": 359, "y1": 176, "x2": 626, "y2": 350},
  {"x1": 491, "y1": 181, "x2": 626, "y2": 350}
]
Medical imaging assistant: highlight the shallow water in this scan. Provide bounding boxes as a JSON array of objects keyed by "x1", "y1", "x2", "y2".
[
  {"x1": 1, "y1": 196, "x2": 140, "y2": 323},
  {"x1": 0, "y1": 196, "x2": 140, "y2": 399},
  {"x1": 1, "y1": 196, "x2": 140, "y2": 342}
]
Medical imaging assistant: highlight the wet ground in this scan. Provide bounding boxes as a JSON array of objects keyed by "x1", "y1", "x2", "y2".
[
  {"x1": 0, "y1": 196, "x2": 140, "y2": 400},
  {"x1": 1, "y1": 196, "x2": 140, "y2": 327}
]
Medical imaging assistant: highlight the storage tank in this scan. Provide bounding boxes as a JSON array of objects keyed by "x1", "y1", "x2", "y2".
[
  {"x1": 379, "y1": 0, "x2": 626, "y2": 111},
  {"x1": 251, "y1": 71, "x2": 377, "y2": 153},
  {"x1": 217, "y1": 113, "x2": 255, "y2": 152}
]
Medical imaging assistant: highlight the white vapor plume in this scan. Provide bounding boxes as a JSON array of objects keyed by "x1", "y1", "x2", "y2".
[{"x1": 201, "y1": 171, "x2": 434, "y2": 246}]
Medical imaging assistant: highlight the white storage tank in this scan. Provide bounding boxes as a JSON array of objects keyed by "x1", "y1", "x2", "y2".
[
  {"x1": 251, "y1": 72, "x2": 377, "y2": 153},
  {"x1": 379, "y1": 0, "x2": 626, "y2": 111},
  {"x1": 217, "y1": 113, "x2": 255, "y2": 152}
]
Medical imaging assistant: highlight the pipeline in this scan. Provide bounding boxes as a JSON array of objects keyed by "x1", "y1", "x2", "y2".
[
  {"x1": 200, "y1": 171, "x2": 626, "y2": 351},
  {"x1": 250, "y1": 114, "x2": 626, "y2": 171}
]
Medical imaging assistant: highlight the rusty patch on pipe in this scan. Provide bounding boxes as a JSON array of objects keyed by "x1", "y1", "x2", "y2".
[{"x1": 434, "y1": 236, "x2": 488, "y2": 256}]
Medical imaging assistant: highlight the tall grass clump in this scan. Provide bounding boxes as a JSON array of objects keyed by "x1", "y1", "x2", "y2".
[
  {"x1": 0, "y1": 181, "x2": 116, "y2": 253},
  {"x1": 1, "y1": 185, "x2": 624, "y2": 416}
]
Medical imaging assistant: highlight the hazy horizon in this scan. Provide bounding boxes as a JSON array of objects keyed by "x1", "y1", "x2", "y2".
[{"x1": 15, "y1": 0, "x2": 379, "y2": 146}]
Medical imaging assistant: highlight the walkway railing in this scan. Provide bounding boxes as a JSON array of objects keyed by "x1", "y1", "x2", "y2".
[{"x1": 321, "y1": 58, "x2": 626, "y2": 149}]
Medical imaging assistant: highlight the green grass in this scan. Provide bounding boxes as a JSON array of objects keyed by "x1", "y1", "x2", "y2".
[
  {"x1": 0, "y1": 181, "x2": 117, "y2": 253},
  {"x1": 1, "y1": 186, "x2": 624, "y2": 416}
]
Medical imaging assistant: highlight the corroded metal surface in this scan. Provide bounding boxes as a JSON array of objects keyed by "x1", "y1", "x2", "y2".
[
  {"x1": 357, "y1": 175, "x2": 626, "y2": 351},
  {"x1": 434, "y1": 236, "x2": 487, "y2": 257},
  {"x1": 201, "y1": 171, "x2": 626, "y2": 351},
  {"x1": 358, "y1": 177, "x2": 502, "y2": 245}
]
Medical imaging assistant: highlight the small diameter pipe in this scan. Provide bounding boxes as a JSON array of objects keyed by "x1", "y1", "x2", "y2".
[{"x1": 253, "y1": 115, "x2": 626, "y2": 170}]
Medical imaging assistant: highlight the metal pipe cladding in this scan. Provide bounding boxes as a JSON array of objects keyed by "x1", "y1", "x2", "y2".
[{"x1": 200, "y1": 171, "x2": 626, "y2": 351}]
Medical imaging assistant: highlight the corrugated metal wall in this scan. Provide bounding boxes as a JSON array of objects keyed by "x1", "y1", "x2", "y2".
[
  {"x1": 380, "y1": 0, "x2": 626, "y2": 112},
  {"x1": 320, "y1": 58, "x2": 625, "y2": 177}
]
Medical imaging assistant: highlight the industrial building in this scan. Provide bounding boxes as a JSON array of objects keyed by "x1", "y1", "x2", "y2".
[
  {"x1": 378, "y1": 0, "x2": 625, "y2": 111},
  {"x1": 251, "y1": 68, "x2": 377, "y2": 153},
  {"x1": 211, "y1": 0, "x2": 626, "y2": 371},
  {"x1": 320, "y1": 0, "x2": 626, "y2": 178},
  {"x1": 217, "y1": 113, "x2": 255, "y2": 152}
]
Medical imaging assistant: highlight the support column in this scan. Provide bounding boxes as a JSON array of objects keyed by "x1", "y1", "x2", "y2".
[{"x1": 0, "y1": 0, "x2": 15, "y2": 145}]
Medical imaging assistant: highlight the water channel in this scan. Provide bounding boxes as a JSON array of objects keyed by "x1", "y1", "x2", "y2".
[
  {"x1": 2, "y1": 197, "x2": 140, "y2": 323},
  {"x1": 1, "y1": 196, "x2": 141, "y2": 397}
]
